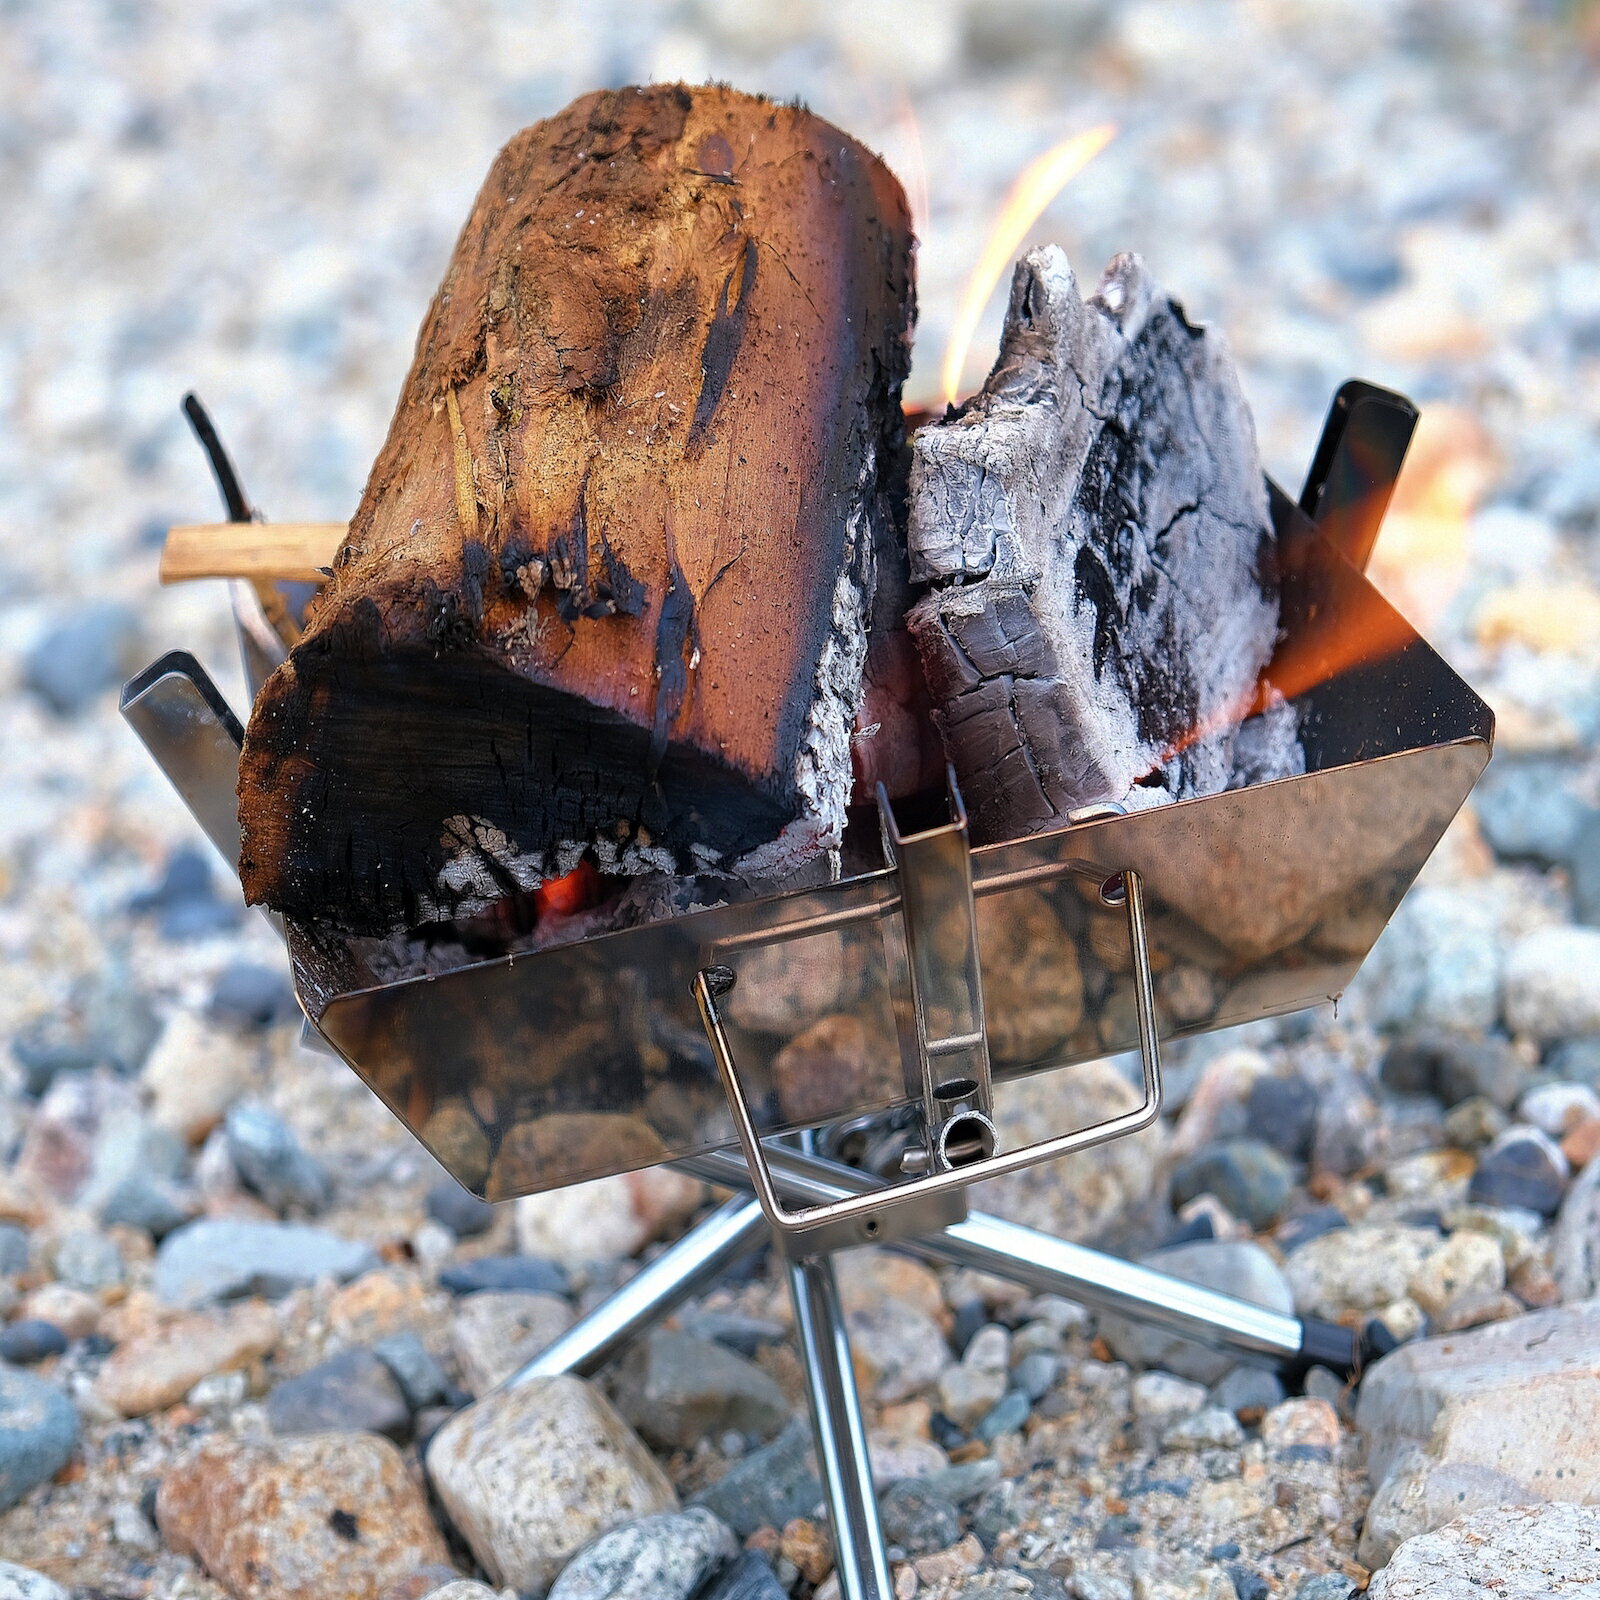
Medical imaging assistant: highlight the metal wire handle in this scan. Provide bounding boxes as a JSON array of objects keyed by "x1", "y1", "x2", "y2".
[{"x1": 693, "y1": 864, "x2": 1164, "y2": 1244}]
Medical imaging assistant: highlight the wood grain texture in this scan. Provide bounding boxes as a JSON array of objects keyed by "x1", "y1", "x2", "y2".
[
  {"x1": 237, "y1": 85, "x2": 914, "y2": 934},
  {"x1": 161, "y1": 523, "x2": 347, "y2": 584},
  {"x1": 905, "y1": 246, "x2": 1283, "y2": 842}
]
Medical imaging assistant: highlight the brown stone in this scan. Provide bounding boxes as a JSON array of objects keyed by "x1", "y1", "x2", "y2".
[
  {"x1": 156, "y1": 1432, "x2": 450, "y2": 1599},
  {"x1": 974, "y1": 889, "x2": 1084, "y2": 1067},
  {"x1": 96, "y1": 1301, "x2": 279, "y2": 1416},
  {"x1": 770, "y1": 1013, "x2": 901, "y2": 1128},
  {"x1": 780, "y1": 1517, "x2": 833, "y2": 1585}
]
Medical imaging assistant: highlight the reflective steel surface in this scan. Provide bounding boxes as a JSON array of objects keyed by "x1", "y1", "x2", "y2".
[{"x1": 284, "y1": 498, "x2": 1491, "y2": 1200}]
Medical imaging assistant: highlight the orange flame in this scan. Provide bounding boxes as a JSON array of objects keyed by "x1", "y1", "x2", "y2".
[
  {"x1": 1148, "y1": 409, "x2": 1501, "y2": 775},
  {"x1": 940, "y1": 124, "x2": 1117, "y2": 407}
]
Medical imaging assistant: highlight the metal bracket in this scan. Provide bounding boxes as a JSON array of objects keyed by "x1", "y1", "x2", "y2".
[
  {"x1": 694, "y1": 781, "x2": 1165, "y2": 1249},
  {"x1": 1299, "y1": 378, "x2": 1418, "y2": 573},
  {"x1": 877, "y1": 772, "x2": 997, "y2": 1179}
]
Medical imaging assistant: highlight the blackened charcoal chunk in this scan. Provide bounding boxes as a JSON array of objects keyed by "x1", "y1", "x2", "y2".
[{"x1": 907, "y1": 246, "x2": 1289, "y2": 841}]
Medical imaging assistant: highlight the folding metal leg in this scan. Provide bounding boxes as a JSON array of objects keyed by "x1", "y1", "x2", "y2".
[
  {"x1": 786, "y1": 1253, "x2": 893, "y2": 1600},
  {"x1": 504, "y1": 1194, "x2": 768, "y2": 1385},
  {"x1": 681, "y1": 1145, "x2": 1359, "y2": 1376}
]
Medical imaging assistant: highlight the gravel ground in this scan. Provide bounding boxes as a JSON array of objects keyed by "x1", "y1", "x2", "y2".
[{"x1": 3, "y1": 2, "x2": 1600, "y2": 1597}]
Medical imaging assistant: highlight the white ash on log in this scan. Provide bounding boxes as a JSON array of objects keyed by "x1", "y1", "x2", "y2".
[
  {"x1": 237, "y1": 84, "x2": 915, "y2": 936},
  {"x1": 905, "y1": 246, "x2": 1287, "y2": 841}
]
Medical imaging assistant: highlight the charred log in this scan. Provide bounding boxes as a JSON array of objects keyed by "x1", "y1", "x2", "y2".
[
  {"x1": 238, "y1": 84, "x2": 915, "y2": 935},
  {"x1": 905, "y1": 246, "x2": 1286, "y2": 842}
]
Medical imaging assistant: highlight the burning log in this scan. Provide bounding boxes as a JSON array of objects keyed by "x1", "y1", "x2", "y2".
[
  {"x1": 237, "y1": 84, "x2": 914, "y2": 935},
  {"x1": 905, "y1": 246, "x2": 1284, "y2": 841}
]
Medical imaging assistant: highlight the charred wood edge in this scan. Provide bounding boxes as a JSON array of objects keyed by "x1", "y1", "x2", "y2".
[
  {"x1": 182, "y1": 393, "x2": 252, "y2": 523},
  {"x1": 180, "y1": 392, "x2": 304, "y2": 644}
]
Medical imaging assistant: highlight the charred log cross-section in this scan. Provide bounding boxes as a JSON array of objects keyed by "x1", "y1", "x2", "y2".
[
  {"x1": 905, "y1": 246, "x2": 1284, "y2": 842},
  {"x1": 237, "y1": 84, "x2": 915, "y2": 935}
]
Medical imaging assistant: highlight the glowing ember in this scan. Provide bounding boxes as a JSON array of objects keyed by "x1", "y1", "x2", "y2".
[
  {"x1": 534, "y1": 859, "x2": 601, "y2": 918},
  {"x1": 940, "y1": 123, "x2": 1116, "y2": 407}
]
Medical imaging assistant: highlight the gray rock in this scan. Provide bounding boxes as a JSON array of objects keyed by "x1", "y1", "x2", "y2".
[
  {"x1": 1553, "y1": 1154, "x2": 1600, "y2": 1302},
  {"x1": 1520, "y1": 1080, "x2": 1600, "y2": 1137},
  {"x1": 99, "y1": 1171, "x2": 195, "y2": 1239},
  {"x1": 206, "y1": 961, "x2": 296, "y2": 1030},
  {"x1": 451, "y1": 1290, "x2": 575, "y2": 1395},
  {"x1": 127, "y1": 845, "x2": 240, "y2": 940},
  {"x1": 1294, "y1": 1579, "x2": 1353, "y2": 1600},
  {"x1": 8, "y1": 1034, "x2": 94, "y2": 1098},
  {"x1": 0, "y1": 1322, "x2": 68, "y2": 1366},
  {"x1": 374, "y1": 1330, "x2": 452, "y2": 1411},
  {"x1": 1130, "y1": 1371, "x2": 1207, "y2": 1439},
  {"x1": 1381, "y1": 1030, "x2": 1529, "y2": 1110},
  {"x1": 0, "y1": 1367, "x2": 79, "y2": 1511},
  {"x1": 1170, "y1": 1138, "x2": 1294, "y2": 1228},
  {"x1": 438, "y1": 1255, "x2": 568, "y2": 1296},
  {"x1": 696, "y1": 1552, "x2": 787, "y2": 1600},
  {"x1": 1209, "y1": 1364, "x2": 1285, "y2": 1419},
  {"x1": 1012, "y1": 1350, "x2": 1062, "y2": 1401},
  {"x1": 879, "y1": 1478, "x2": 961, "y2": 1554},
  {"x1": 1471, "y1": 758, "x2": 1591, "y2": 864},
  {"x1": 52, "y1": 1226, "x2": 123, "y2": 1291},
  {"x1": 1467, "y1": 1125, "x2": 1568, "y2": 1216},
  {"x1": 690, "y1": 1419, "x2": 821, "y2": 1537},
  {"x1": 677, "y1": 1309, "x2": 787, "y2": 1359},
  {"x1": 611, "y1": 1329, "x2": 789, "y2": 1451},
  {"x1": 1504, "y1": 926, "x2": 1600, "y2": 1043},
  {"x1": 1354, "y1": 1299, "x2": 1600, "y2": 1565},
  {"x1": 1284, "y1": 1224, "x2": 1440, "y2": 1321},
  {"x1": 920, "y1": 1457, "x2": 1002, "y2": 1504},
  {"x1": 548, "y1": 1506, "x2": 737, "y2": 1600},
  {"x1": 153, "y1": 1219, "x2": 379, "y2": 1306},
  {"x1": 1101, "y1": 1240, "x2": 1294, "y2": 1384},
  {"x1": 1244, "y1": 1071, "x2": 1319, "y2": 1160},
  {"x1": 1442, "y1": 1095, "x2": 1509, "y2": 1151},
  {"x1": 426, "y1": 1375, "x2": 677, "y2": 1594},
  {"x1": 266, "y1": 1347, "x2": 410, "y2": 1440},
  {"x1": 975, "y1": 1387, "x2": 1032, "y2": 1442},
  {"x1": 1313, "y1": 1075, "x2": 1385, "y2": 1176},
  {"x1": 1160, "y1": 1405, "x2": 1245, "y2": 1451},
  {"x1": 1367, "y1": 1503, "x2": 1600, "y2": 1597},
  {"x1": 23, "y1": 602, "x2": 142, "y2": 716},
  {"x1": 0, "y1": 1223, "x2": 29, "y2": 1275},
  {"x1": 1573, "y1": 812, "x2": 1600, "y2": 926},
  {"x1": 0, "y1": 1563, "x2": 70, "y2": 1600},
  {"x1": 1357, "y1": 884, "x2": 1500, "y2": 1035},
  {"x1": 224, "y1": 1102, "x2": 332, "y2": 1214},
  {"x1": 844, "y1": 1300, "x2": 951, "y2": 1404},
  {"x1": 1548, "y1": 1035, "x2": 1600, "y2": 1090},
  {"x1": 426, "y1": 1175, "x2": 497, "y2": 1238}
]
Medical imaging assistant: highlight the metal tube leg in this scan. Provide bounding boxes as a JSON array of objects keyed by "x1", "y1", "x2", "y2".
[
  {"x1": 505, "y1": 1194, "x2": 768, "y2": 1385},
  {"x1": 786, "y1": 1253, "x2": 893, "y2": 1600},
  {"x1": 681, "y1": 1147, "x2": 1358, "y2": 1375}
]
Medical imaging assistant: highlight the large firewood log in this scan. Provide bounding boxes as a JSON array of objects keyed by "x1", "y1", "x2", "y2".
[
  {"x1": 905, "y1": 246, "x2": 1285, "y2": 842},
  {"x1": 237, "y1": 85, "x2": 915, "y2": 935}
]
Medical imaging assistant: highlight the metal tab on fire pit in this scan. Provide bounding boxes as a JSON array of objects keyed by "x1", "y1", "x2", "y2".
[
  {"x1": 875, "y1": 772, "x2": 997, "y2": 1178},
  {"x1": 693, "y1": 811, "x2": 1165, "y2": 1247}
]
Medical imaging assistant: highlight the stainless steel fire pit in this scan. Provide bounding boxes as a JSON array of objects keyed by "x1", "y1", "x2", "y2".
[{"x1": 123, "y1": 378, "x2": 1489, "y2": 1600}]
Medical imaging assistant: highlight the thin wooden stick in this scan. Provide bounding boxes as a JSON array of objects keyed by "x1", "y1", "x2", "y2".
[{"x1": 160, "y1": 522, "x2": 347, "y2": 585}]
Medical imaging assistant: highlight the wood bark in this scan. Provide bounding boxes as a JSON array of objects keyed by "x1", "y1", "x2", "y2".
[
  {"x1": 237, "y1": 85, "x2": 914, "y2": 934},
  {"x1": 905, "y1": 245, "x2": 1287, "y2": 842}
]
